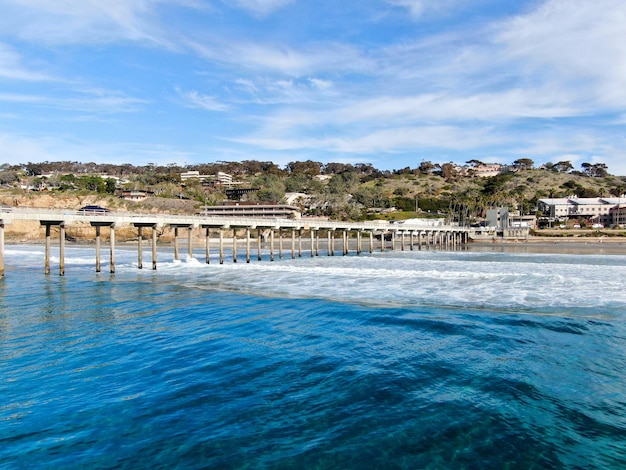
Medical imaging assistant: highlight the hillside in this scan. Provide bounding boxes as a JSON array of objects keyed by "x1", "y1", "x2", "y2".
[{"x1": 2, "y1": 162, "x2": 625, "y2": 226}]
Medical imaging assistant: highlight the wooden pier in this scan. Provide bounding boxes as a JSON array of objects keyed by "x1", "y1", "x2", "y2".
[{"x1": 0, "y1": 208, "x2": 470, "y2": 277}]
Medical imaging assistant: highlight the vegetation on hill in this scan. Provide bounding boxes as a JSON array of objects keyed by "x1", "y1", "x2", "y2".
[{"x1": 1, "y1": 159, "x2": 624, "y2": 225}]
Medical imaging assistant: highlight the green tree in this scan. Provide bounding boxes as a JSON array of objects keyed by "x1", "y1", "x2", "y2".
[
  {"x1": 253, "y1": 174, "x2": 285, "y2": 202},
  {"x1": 512, "y1": 158, "x2": 534, "y2": 170}
]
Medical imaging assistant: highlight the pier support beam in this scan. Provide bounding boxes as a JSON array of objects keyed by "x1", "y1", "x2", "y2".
[
  {"x1": 246, "y1": 228, "x2": 251, "y2": 263},
  {"x1": 171, "y1": 224, "x2": 193, "y2": 260},
  {"x1": 257, "y1": 229, "x2": 262, "y2": 261},
  {"x1": 204, "y1": 227, "x2": 210, "y2": 264},
  {"x1": 270, "y1": 230, "x2": 275, "y2": 261},
  {"x1": 219, "y1": 229, "x2": 224, "y2": 264},
  {"x1": 0, "y1": 222, "x2": 5, "y2": 279},
  {"x1": 298, "y1": 229, "x2": 302, "y2": 257},
  {"x1": 173, "y1": 226, "x2": 179, "y2": 260},
  {"x1": 134, "y1": 223, "x2": 157, "y2": 270},
  {"x1": 91, "y1": 222, "x2": 115, "y2": 273},
  {"x1": 59, "y1": 224, "x2": 65, "y2": 276},
  {"x1": 110, "y1": 224, "x2": 115, "y2": 273},
  {"x1": 152, "y1": 227, "x2": 157, "y2": 270},
  {"x1": 328, "y1": 230, "x2": 333, "y2": 256},
  {"x1": 95, "y1": 225, "x2": 101, "y2": 272},
  {"x1": 310, "y1": 229, "x2": 315, "y2": 257},
  {"x1": 188, "y1": 227, "x2": 193, "y2": 259},
  {"x1": 137, "y1": 226, "x2": 143, "y2": 269},
  {"x1": 233, "y1": 229, "x2": 238, "y2": 263},
  {"x1": 315, "y1": 229, "x2": 320, "y2": 256},
  {"x1": 41, "y1": 221, "x2": 64, "y2": 275}
]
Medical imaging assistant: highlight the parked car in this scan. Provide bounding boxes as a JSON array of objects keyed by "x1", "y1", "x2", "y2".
[{"x1": 77, "y1": 205, "x2": 110, "y2": 215}]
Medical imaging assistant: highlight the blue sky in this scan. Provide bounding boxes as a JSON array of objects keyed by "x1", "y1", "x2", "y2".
[{"x1": 1, "y1": 0, "x2": 626, "y2": 175}]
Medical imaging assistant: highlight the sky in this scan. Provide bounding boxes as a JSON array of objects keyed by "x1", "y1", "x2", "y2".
[{"x1": 1, "y1": 0, "x2": 626, "y2": 175}]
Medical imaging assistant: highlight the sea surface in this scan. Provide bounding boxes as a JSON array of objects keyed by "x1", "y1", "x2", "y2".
[{"x1": 1, "y1": 243, "x2": 625, "y2": 469}]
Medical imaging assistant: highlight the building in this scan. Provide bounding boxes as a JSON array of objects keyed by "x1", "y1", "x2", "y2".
[
  {"x1": 180, "y1": 171, "x2": 233, "y2": 186},
  {"x1": 119, "y1": 190, "x2": 152, "y2": 201},
  {"x1": 200, "y1": 202, "x2": 301, "y2": 218},
  {"x1": 462, "y1": 164, "x2": 503, "y2": 177},
  {"x1": 610, "y1": 205, "x2": 626, "y2": 227},
  {"x1": 485, "y1": 207, "x2": 509, "y2": 228},
  {"x1": 538, "y1": 196, "x2": 626, "y2": 226}
]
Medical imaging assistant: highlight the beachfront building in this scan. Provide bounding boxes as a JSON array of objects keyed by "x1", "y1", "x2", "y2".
[
  {"x1": 610, "y1": 205, "x2": 626, "y2": 227},
  {"x1": 199, "y1": 202, "x2": 301, "y2": 218},
  {"x1": 538, "y1": 196, "x2": 626, "y2": 226},
  {"x1": 485, "y1": 207, "x2": 509, "y2": 228}
]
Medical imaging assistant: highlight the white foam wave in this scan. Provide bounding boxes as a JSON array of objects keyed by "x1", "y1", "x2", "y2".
[{"x1": 4, "y1": 245, "x2": 626, "y2": 310}]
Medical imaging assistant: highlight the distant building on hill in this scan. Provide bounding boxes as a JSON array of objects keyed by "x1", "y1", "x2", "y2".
[
  {"x1": 460, "y1": 164, "x2": 503, "y2": 177},
  {"x1": 181, "y1": 171, "x2": 233, "y2": 186}
]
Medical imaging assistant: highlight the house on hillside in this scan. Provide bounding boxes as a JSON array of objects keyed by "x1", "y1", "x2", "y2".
[
  {"x1": 181, "y1": 171, "x2": 233, "y2": 187},
  {"x1": 119, "y1": 190, "x2": 153, "y2": 201}
]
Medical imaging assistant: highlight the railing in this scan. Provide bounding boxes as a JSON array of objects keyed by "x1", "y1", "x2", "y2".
[{"x1": 0, "y1": 207, "x2": 468, "y2": 232}]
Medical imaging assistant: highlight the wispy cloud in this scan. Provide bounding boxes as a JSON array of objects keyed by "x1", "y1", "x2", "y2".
[
  {"x1": 177, "y1": 89, "x2": 230, "y2": 112},
  {"x1": 385, "y1": 0, "x2": 468, "y2": 20},
  {"x1": 0, "y1": 0, "x2": 625, "y2": 173},
  {"x1": 0, "y1": 0, "x2": 202, "y2": 46},
  {"x1": 0, "y1": 43, "x2": 54, "y2": 81},
  {"x1": 185, "y1": 36, "x2": 369, "y2": 76},
  {"x1": 493, "y1": 0, "x2": 626, "y2": 106},
  {"x1": 0, "y1": 88, "x2": 146, "y2": 114},
  {"x1": 0, "y1": 132, "x2": 201, "y2": 166},
  {"x1": 227, "y1": 0, "x2": 294, "y2": 17}
]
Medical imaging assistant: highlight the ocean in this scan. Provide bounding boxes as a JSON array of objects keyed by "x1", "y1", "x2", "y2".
[{"x1": 1, "y1": 243, "x2": 625, "y2": 469}]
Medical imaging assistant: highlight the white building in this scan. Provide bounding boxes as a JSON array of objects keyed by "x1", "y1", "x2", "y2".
[
  {"x1": 538, "y1": 196, "x2": 625, "y2": 226},
  {"x1": 180, "y1": 171, "x2": 232, "y2": 186}
]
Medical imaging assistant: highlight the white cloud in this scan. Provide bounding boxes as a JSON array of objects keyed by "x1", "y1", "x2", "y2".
[
  {"x1": 0, "y1": 132, "x2": 200, "y2": 166},
  {"x1": 386, "y1": 0, "x2": 425, "y2": 19},
  {"x1": 0, "y1": 88, "x2": 146, "y2": 114},
  {"x1": 186, "y1": 37, "x2": 369, "y2": 76},
  {"x1": 233, "y1": 124, "x2": 500, "y2": 154},
  {"x1": 0, "y1": 43, "x2": 54, "y2": 81},
  {"x1": 0, "y1": 0, "x2": 202, "y2": 46},
  {"x1": 178, "y1": 89, "x2": 230, "y2": 112},
  {"x1": 385, "y1": 0, "x2": 466, "y2": 20},
  {"x1": 494, "y1": 0, "x2": 626, "y2": 106},
  {"x1": 227, "y1": 0, "x2": 294, "y2": 17}
]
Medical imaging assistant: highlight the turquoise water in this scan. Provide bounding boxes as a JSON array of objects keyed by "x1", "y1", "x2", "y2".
[{"x1": 1, "y1": 245, "x2": 626, "y2": 469}]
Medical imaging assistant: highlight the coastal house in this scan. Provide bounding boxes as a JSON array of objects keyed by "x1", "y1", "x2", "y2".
[{"x1": 462, "y1": 164, "x2": 503, "y2": 177}]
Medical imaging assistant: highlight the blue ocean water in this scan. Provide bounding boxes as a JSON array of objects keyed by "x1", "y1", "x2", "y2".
[{"x1": 1, "y1": 244, "x2": 626, "y2": 469}]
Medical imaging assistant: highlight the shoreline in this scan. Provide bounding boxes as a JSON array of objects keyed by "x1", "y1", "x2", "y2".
[{"x1": 5, "y1": 236, "x2": 626, "y2": 256}]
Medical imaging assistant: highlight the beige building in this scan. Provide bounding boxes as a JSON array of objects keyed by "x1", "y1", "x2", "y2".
[{"x1": 538, "y1": 196, "x2": 626, "y2": 226}]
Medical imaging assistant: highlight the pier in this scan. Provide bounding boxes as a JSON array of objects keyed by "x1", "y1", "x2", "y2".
[{"x1": 0, "y1": 208, "x2": 470, "y2": 277}]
